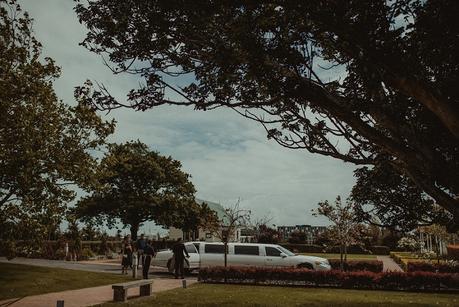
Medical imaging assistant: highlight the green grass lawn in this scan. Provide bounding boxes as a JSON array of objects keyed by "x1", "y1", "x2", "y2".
[
  {"x1": 0, "y1": 263, "x2": 132, "y2": 300},
  {"x1": 98, "y1": 283, "x2": 459, "y2": 307},
  {"x1": 299, "y1": 253, "x2": 377, "y2": 259}
]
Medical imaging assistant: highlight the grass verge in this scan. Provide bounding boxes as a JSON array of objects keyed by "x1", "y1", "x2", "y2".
[
  {"x1": 98, "y1": 283, "x2": 459, "y2": 307},
  {"x1": 0, "y1": 263, "x2": 132, "y2": 300}
]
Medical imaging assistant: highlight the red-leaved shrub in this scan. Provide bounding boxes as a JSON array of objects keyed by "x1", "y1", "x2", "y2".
[
  {"x1": 198, "y1": 266, "x2": 459, "y2": 291},
  {"x1": 447, "y1": 245, "x2": 459, "y2": 260},
  {"x1": 407, "y1": 262, "x2": 459, "y2": 273}
]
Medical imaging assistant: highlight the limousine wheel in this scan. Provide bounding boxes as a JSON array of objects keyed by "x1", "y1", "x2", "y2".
[{"x1": 297, "y1": 263, "x2": 314, "y2": 270}]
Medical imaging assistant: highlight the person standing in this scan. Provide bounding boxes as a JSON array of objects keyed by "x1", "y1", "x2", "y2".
[
  {"x1": 136, "y1": 234, "x2": 147, "y2": 267},
  {"x1": 142, "y1": 240, "x2": 156, "y2": 279},
  {"x1": 121, "y1": 236, "x2": 133, "y2": 274},
  {"x1": 172, "y1": 238, "x2": 189, "y2": 279}
]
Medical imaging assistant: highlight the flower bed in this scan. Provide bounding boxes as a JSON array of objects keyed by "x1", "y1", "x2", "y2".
[
  {"x1": 328, "y1": 260, "x2": 383, "y2": 272},
  {"x1": 391, "y1": 252, "x2": 459, "y2": 272},
  {"x1": 198, "y1": 266, "x2": 459, "y2": 292}
]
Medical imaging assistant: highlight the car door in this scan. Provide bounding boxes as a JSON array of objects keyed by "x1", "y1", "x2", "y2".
[
  {"x1": 264, "y1": 246, "x2": 289, "y2": 267},
  {"x1": 199, "y1": 243, "x2": 225, "y2": 267},
  {"x1": 184, "y1": 243, "x2": 200, "y2": 269},
  {"x1": 230, "y1": 245, "x2": 261, "y2": 266}
]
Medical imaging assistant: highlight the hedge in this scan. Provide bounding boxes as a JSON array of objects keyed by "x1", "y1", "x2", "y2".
[
  {"x1": 279, "y1": 244, "x2": 324, "y2": 253},
  {"x1": 198, "y1": 266, "x2": 459, "y2": 291},
  {"x1": 328, "y1": 260, "x2": 383, "y2": 272},
  {"x1": 407, "y1": 262, "x2": 459, "y2": 274},
  {"x1": 370, "y1": 246, "x2": 390, "y2": 255},
  {"x1": 325, "y1": 245, "x2": 371, "y2": 254}
]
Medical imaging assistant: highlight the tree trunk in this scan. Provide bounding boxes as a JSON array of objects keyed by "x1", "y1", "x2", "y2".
[
  {"x1": 339, "y1": 244, "x2": 344, "y2": 271},
  {"x1": 388, "y1": 77, "x2": 459, "y2": 139},
  {"x1": 344, "y1": 244, "x2": 348, "y2": 264},
  {"x1": 130, "y1": 224, "x2": 139, "y2": 241}
]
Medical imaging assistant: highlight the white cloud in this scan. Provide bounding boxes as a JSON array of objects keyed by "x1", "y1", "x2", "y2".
[{"x1": 19, "y1": 0, "x2": 358, "y2": 229}]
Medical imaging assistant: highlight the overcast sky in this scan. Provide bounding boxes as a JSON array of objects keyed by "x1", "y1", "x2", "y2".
[{"x1": 19, "y1": 0, "x2": 358, "y2": 232}]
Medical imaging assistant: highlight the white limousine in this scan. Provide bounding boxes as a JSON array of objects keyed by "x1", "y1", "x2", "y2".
[{"x1": 151, "y1": 242, "x2": 331, "y2": 272}]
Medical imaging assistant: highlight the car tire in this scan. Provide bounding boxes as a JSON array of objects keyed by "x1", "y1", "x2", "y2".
[{"x1": 298, "y1": 263, "x2": 314, "y2": 270}]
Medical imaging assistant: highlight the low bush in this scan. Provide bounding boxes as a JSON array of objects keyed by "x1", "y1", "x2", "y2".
[
  {"x1": 325, "y1": 245, "x2": 371, "y2": 254},
  {"x1": 371, "y1": 246, "x2": 390, "y2": 255},
  {"x1": 198, "y1": 266, "x2": 459, "y2": 291},
  {"x1": 79, "y1": 248, "x2": 95, "y2": 260},
  {"x1": 328, "y1": 260, "x2": 383, "y2": 272},
  {"x1": 407, "y1": 261, "x2": 459, "y2": 273},
  {"x1": 279, "y1": 244, "x2": 324, "y2": 253}
]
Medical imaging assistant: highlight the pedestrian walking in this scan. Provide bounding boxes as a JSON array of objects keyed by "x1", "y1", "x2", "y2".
[
  {"x1": 142, "y1": 240, "x2": 156, "y2": 279},
  {"x1": 172, "y1": 238, "x2": 190, "y2": 279},
  {"x1": 136, "y1": 234, "x2": 147, "y2": 267},
  {"x1": 121, "y1": 235, "x2": 133, "y2": 274}
]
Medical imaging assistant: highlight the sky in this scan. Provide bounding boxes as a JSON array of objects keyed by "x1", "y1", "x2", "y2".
[{"x1": 18, "y1": 0, "x2": 358, "y2": 233}]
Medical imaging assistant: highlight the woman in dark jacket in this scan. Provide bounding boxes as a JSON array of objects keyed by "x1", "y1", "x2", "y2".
[{"x1": 121, "y1": 235, "x2": 133, "y2": 274}]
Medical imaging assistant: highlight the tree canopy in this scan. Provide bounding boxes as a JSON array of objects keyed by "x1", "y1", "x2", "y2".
[
  {"x1": 0, "y1": 0, "x2": 114, "y2": 250},
  {"x1": 75, "y1": 141, "x2": 212, "y2": 239},
  {"x1": 351, "y1": 159, "x2": 450, "y2": 231},
  {"x1": 74, "y1": 0, "x2": 458, "y2": 227}
]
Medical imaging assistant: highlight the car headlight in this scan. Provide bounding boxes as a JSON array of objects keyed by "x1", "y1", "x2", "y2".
[{"x1": 315, "y1": 260, "x2": 329, "y2": 266}]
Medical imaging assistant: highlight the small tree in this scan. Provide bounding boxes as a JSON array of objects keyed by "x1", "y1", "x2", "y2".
[
  {"x1": 313, "y1": 196, "x2": 360, "y2": 270},
  {"x1": 211, "y1": 199, "x2": 251, "y2": 269},
  {"x1": 288, "y1": 231, "x2": 307, "y2": 244},
  {"x1": 256, "y1": 225, "x2": 279, "y2": 244}
]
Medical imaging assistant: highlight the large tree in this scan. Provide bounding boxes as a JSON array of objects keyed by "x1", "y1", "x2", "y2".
[
  {"x1": 75, "y1": 141, "x2": 204, "y2": 239},
  {"x1": 74, "y1": 1, "x2": 459, "y2": 226},
  {"x1": 351, "y1": 158, "x2": 450, "y2": 231},
  {"x1": 0, "y1": 0, "x2": 114, "y2": 252}
]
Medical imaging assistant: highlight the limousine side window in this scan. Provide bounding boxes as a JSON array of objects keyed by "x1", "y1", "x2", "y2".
[
  {"x1": 186, "y1": 244, "x2": 198, "y2": 254},
  {"x1": 193, "y1": 243, "x2": 200, "y2": 253},
  {"x1": 204, "y1": 244, "x2": 225, "y2": 254},
  {"x1": 265, "y1": 246, "x2": 282, "y2": 257},
  {"x1": 234, "y1": 245, "x2": 259, "y2": 255}
]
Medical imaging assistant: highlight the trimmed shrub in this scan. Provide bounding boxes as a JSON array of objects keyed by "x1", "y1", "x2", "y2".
[
  {"x1": 325, "y1": 245, "x2": 371, "y2": 254},
  {"x1": 198, "y1": 266, "x2": 459, "y2": 291},
  {"x1": 371, "y1": 246, "x2": 390, "y2": 255},
  {"x1": 279, "y1": 244, "x2": 324, "y2": 253},
  {"x1": 407, "y1": 262, "x2": 459, "y2": 273},
  {"x1": 328, "y1": 260, "x2": 383, "y2": 272}
]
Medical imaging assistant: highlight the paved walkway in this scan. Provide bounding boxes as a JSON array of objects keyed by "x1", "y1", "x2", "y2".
[
  {"x1": 377, "y1": 255, "x2": 403, "y2": 272},
  {"x1": 0, "y1": 278, "x2": 196, "y2": 307},
  {"x1": 0, "y1": 258, "x2": 197, "y2": 306},
  {"x1": 0, "y1": 257, "x2": 172, "y2": 277}
]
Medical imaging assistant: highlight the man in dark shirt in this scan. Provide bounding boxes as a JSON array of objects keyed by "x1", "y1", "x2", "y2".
[
  {"x1": 172, "y1": 238, "x2": 189, "y2": 279},
  {"x1": 136, "y1": 234, "x2": 147, "y2": 267},
  {"x1": 142, "y1": 240, "x2": 156, "y2": 279}
]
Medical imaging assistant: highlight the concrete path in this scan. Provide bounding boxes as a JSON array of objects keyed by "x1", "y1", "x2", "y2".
[
  {"x1": 0, "y1": 278, "x2": 196, "y2": 307},
  {"x1": 0, "y1": 257, "x2": 173, "y2": 277},
  {"x1": 377, "y1": 255, "x2": 403, "y2": 272}
]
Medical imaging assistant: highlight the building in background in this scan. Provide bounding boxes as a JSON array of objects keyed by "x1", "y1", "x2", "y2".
[{"x1": 277, "y1": 224, "x2": 327, "y2": 244}]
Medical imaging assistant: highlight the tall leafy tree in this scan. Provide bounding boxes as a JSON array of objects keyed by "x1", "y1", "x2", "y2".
[
  {"x1": 75, "y1": 141, "x2": 202, "y2": 239},
  {"x1": 74, "y1": 0, "x2": 459, "y2": 226},
  {"x1": 351, "y1": 158, "x2": 450, "y2": 231},
  {"x1": 0, "y1": 0, "x2": 114, "y2": 253}
]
